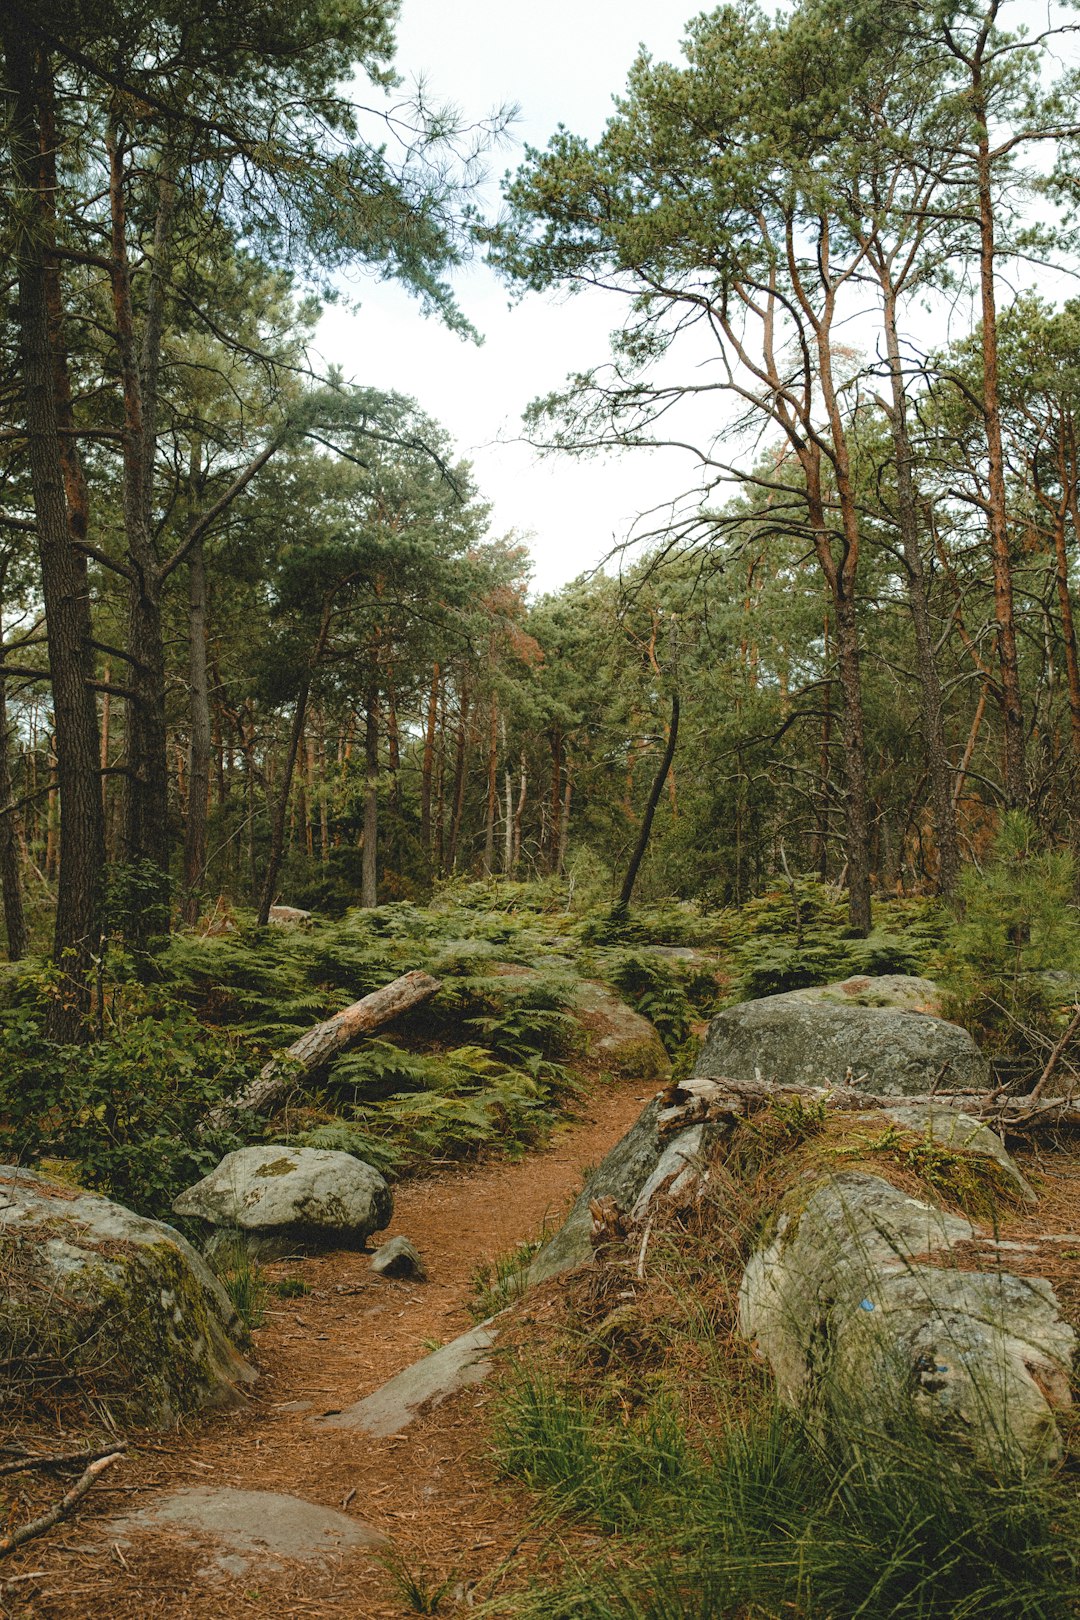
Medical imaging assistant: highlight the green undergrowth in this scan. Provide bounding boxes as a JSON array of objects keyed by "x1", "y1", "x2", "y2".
[
  {"x1": 0, "y1": 877, "x2": 962, "y2": 1220},
  {"x1": 481, "y1": 1119, "x2": 1080, "y2": 1620}
]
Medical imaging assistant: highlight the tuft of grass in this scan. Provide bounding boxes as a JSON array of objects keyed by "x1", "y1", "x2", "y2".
[
  {"x1": 493, "y1": 1364, "x2": 1080, "y2": 1619},
  {"x1": 468, "y1": 1237, "x2": 545, "y2": 1324},
  {"x1": 378, "y1": 1551, "x2": 458, "y2": 1614},
  {"x1": 210, "y1": 1234, "x2": 268, "y2": 1331}
]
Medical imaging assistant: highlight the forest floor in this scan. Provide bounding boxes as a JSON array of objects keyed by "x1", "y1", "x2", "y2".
[{"x1": 1, "y1": 1074, "x2": 653, "y2": 1618}]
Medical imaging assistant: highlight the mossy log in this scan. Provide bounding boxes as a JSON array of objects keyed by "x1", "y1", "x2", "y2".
[
  {"x1": 662, "y1": 1073, "x2": 1080, "y2": 1136},
  {"x1": 207, "y1": 969, "x2": 442, "y2": 1128}
]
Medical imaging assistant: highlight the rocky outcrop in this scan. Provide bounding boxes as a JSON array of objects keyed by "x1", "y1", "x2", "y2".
[
  {"x1": 695, "y1": 975, "x2": 988, "y2": 1095},
  {"x1": 0, "y1": 1165, "x2": 256, "y2": 1426},
  {"x1": 739, "y1": 1170, "x2": 1075, "y2": 1470},
  {"x1": 267, "y1": 905, "x2": 313, "y2": 927},
  {"x1": 528, "y1": 1096, "x2": 717, "y2": 1285},
  {"x1": 571, "y1": 980, "x2": 670, "y2": 1078},
  {"x1": 317, "y1": 1322, "x2": 498, "y2": 1436},
  {"x1": 370, "y1": 1235, "x2": 425, "y2": 1279},
  {"x1": 174, "y1": 1146, "x2": 391, "y2": 1259}
]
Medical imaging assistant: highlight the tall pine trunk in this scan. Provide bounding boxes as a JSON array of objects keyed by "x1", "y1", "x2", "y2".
[{"x1": 3, "y1": 31, "x2": 104, "y2": 1032}]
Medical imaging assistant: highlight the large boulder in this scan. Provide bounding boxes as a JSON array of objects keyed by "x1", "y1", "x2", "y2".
[
  {"x1": 695, "y1": 975, "x2": 988, "y2": 1096},
  {"x1": 740, "y1": 1170, "x2": 1075, "y2": 1470},
  {"x1": 572, "y1": 980, "x2": 670, "y2": 1079},
  {"x1": 173, "y1": 1146, "x2": 391, "y2": 1259},
  {"x1": 529, "y1": 1096, "x2": 717, "y2": 1285},
  {"x1": 0, "y1": 1165, "x2": 256, "y2": 1427}
]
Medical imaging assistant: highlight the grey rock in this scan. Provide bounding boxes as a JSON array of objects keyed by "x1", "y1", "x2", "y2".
[
  {"x1": 111, "y1": 1487, "x2": 385, "y2": 1576},
  {"x1": 370, "y1": 1235, "x2": 425, "y2": 1279},
  {"x1": 572, "y1": 980, "x2": 670, "y2": 1078},
  {"x1": 739, "y1": 1171, "x2": 1076, "y2": 1470},
  {"x1": 695, "y1": 977, "x2": 988, "y2": 1096},
  {"x1": 0, "y1": 1165, "x2": 256, "y2": 1426},
  {"x1": 318, "y1": 1322, "x2": 498, "y2": 1436},
  {"x1": 630, "y1": 1124, "x2": 713, "y2": 1221},
  {"x1": 267, "y1": 904, "x2": 313, "y2": 927},
  {"x1": 528, "y1": 1096, "x2": 721, "y2": 1285},
  {"x1": 173, "y1": 1146, "x2": 391, "y2": 1259}
]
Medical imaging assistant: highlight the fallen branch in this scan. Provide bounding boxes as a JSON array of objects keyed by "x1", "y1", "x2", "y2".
[
  {"x1": 204, "y1": 969, "x2": 442, "y2": 1129},
  {"x1": 0, "y1": 1451, "x2": 123, "y2": 1558},
  {"x1": 661, "y1": 1073, "x2": 1080, "y2": 1136},
  {"x1": 1029, "y1": 1003, "x2": 1080, "y2": 1104},
  {"x1": 0, "y1": 1443, "x2": 127, "y2": 1479}
]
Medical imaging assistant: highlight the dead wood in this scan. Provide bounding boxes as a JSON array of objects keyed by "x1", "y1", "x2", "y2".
[
  {"x1": 0, "y1": 1451, "x2": 123, "y2": 1558},
  {"x1": 661, "y1": 1073, "x2": 1080, "y2": 1136},
  {"x1": 0, "y1": 1443, "x2": 127, "y2": 1479},
  {"x1": 1029, "y1": 1003, "x2": 1080, "y2": 1104},
  {"x1": 205, "y1": 969, "x2": 442, "y2": 1129}
]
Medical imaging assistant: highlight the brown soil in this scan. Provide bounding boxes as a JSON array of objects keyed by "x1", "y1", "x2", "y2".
[{"x1": 1, "y1": 1078, "x2": 653, "y2": 1618}]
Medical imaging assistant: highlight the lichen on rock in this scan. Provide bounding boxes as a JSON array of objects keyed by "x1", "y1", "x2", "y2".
[{"x1": 0, "y1": 1164, "x2": 256, "y2": 1427}]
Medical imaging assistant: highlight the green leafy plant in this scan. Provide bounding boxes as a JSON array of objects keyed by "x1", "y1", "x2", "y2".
[{"x1": 936, "y1": 813, "x2": 1080, "y2": 1079}]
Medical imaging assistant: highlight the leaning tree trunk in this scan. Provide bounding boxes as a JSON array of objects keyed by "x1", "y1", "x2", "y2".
[
  {"x1": 205, "y1": 970, "x2": 443, "y2": 1129},
  {"x1": 2, "y1": 30, "x2": 104, "y2": 1033},
  {"x1": 974, "y1": 76, "x2": 1025, "y2": 807},
  {"x1": 612, "y1": 692, "x2": 680, "y2": 918}
]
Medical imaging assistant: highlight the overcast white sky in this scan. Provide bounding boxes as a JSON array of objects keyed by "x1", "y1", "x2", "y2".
[
  {"x1": 314, "y1": 0, "x2": 1076, "y2": 596},
  {"x1": 315, "y1": 1, "x2": 699, "y2": 594}
]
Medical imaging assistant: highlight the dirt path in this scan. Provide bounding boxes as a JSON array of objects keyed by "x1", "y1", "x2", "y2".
[{"x1": 8, "y1": 1079, "x2": 652, "y2": 1618}]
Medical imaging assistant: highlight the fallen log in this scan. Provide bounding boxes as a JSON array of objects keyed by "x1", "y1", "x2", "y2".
[
  {"x1": 206, "y1": 969, "x2": 442, "y2": 1129},
  {"x1": 660, "y1": 1073, "x2": 1080, "y2": 1136},
  {"x1": 0, "y1": 1451, "x2": 123, "y2": 1558}
]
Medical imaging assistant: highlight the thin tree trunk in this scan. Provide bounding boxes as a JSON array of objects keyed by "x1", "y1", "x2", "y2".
[
  {"x1": 880, "y1": 280, "x2": 959, "y2": 894},
  {"x1": 360, "y1": 672, "x2": 379, "y2": 908},
  {"x1": 503, "y1": 767, "x2": 514, "y2": 874},
  {"x1": 973, "y1": 65, "x2": 1025, "y2": 805},
  {"x1": 257, "y1": 600, "x2": 333, "y2": 926},
  {"x1": 181, "y1": 526, "x2": 211, "y2": 926},
  {"x1": 612, "y1": 694, "x2": 679, "y2": 917},
  {"x1": 108, "y1": 124, "x2": 170, "y2": 936},
  {"x1": 0, "y1": 609, "x2": 28, "y2": 961},
  {"x1": 513, "y1": 753, "x2": 526, "y2": 873},
  {"x1": 420, "y1": 662, "x2": 439, "y2": 858},
  {"x1": 483, "y1": 697, "x2": 498, "y2": 876},
  {"x1": 547, "y1": 726, "x2": 563, "y2": 873},
  {"x1": 447, "y1": 680, "x2": 469, "y2": 871},
  {"x1": 556, "y1": 760, "x2": 572, "y2": 877}
]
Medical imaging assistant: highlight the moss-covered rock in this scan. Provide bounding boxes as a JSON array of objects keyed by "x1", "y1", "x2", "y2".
[
  {"x1": 739, "y1": 1169, "x2": 1075, "y2": 1471},
  {"x1": 173, "y1": 1145, "x2": 392, "y2": 1259},
  {"x1": 696, "y1": 976, "x2": 988, "y2": 1095},
  {"x1": 0, "y1": 1165, "x2": 256, "y2": 1427},
  {"x1": 571, "y1": 980, "x2": 670, "y2": 1079}
]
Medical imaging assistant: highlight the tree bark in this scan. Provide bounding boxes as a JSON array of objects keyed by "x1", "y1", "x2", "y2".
[
  {"x1": 181, "y1": 531, "x2": 212, "y2": 925},
  {"x1": 257, "y1": 599, "x2": 333, "y2": 926},
  {"x1": 205, "y1": 969, "x2": 442, "y2": 1127},
  {"x1": 972, "y1": 61, "x2": 1026, "y2": 806},
  {"x1": 0, "y1": 666, "x2": 27, "y2": 962},
  {"x1": 482, "y1": 696, "x2": 498, "y2": 876},
  {"x1": 420, "y1": 662, "x2": 439, "y2": 859},
  {"x1": 447, "y1": 679, "x2": 470, "y2": 870},
  {"x1": 360, "y1": 670, "x2": 379, "y2": 908},
  {"x1": 613, "y1": 692, "x2": 679, "y2": 917},
  {"x1": 2, "y1": 31, "x2": 104, "y2": 1033},
  {"x1": 880, "y1": 281, "x2": 960, "y2": 894}
]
